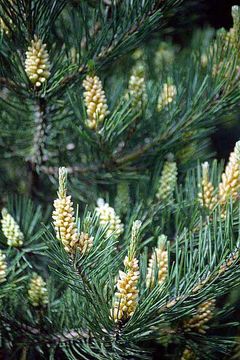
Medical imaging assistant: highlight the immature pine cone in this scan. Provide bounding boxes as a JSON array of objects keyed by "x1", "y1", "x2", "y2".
[
  {"x1": 146, "y1": 235, "x2": 168, "y2": 289},
  {"x1": 157, "y1": 83, "x2": 177, "y2": 111},
  {"x1": 52, "y1": 167, "x2": 78, "y2": 253},
  {"x1": 198, "y1": 162, "x2": 217, "y2": 211},
  {"x1": 83, "y1": 75, "x2": 109, "y2": 130},
  {"x1": 25, "y1": 36, "x2": 50, "y2": 88},
  {"x1": 111, "y1": 256, "x2": 139, "y2": 322},
  {"x1": 96, "y1": 199, "x2": 124, "y2": 238},
  {"x1": 218, "y1": 141, "x2": 240, "y2": 205},
  {"x1": 1, "y1": 208, "x2": 24, "y2": 247},
  {"x1": 53, "y1": 168, "x2": 93, "y2": 254},
  {"x1": 127, "y1": 65, "x2": 147, "y2": 110},
  {"x1": 28, "y1": 274, "x2": 48, "y2": 307},
  {"x1": 53, "y1": 194, "x2": 78, "y2": 253},
  {"x1": 183, "y1": 299, "x2": 215, "y2": 334},
  {"x1": 0, "y1": 250, "x2": 7, "y2": 284},
  {"x1": 156, "y1": 156, "x2": 177, "y2": 201}
]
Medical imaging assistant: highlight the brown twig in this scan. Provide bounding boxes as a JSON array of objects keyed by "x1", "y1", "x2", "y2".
[
  {"x1": 28, "y1": 97, "x2": 49, "y2": 197},
  {"x1": 0, "y1": 77, "x2": 21, "y2": 92},
  {"x1": 40, "y1": 132, "x2": 166, "y2": 177},
  {"x1": 0, "y1": 313, "x2": 89, "y2": 344},
  {"x1": 40, "y1": 164, "x2": 99, "y2": 175}
]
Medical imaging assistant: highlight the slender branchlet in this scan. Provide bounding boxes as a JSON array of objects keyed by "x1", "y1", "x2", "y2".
[
  {"x1": 156, "y1": 154, "x2": 177, "y2": 202},
  {"x1": 31, "y1": 99, "x2": 50, "y2": 167},
  {"x1": 28, "y1": 274, "x2": 48, "y2": 307},
  {"x1": 83, "y1": 75, "x2": 109, "y2": 130},
  {"x1": 111, "y1": 221, "x2": 141, "y2": 323},
  {"x1": 146, "y1": 234, "x2": 168, "y2": 289},
  {"x1": 198, "y1": 162, "x2": 217, "y2": 211},
  {"x1": 0, "y1": 250, "x2": 7, "y2": 284},
  {"x1": 183, "y1": 299, "x2": 216, "y2": 334},
  {"x1": 1, "y1": 208, "x2": 24, "y2": 247},
  {"x1": 157, "y1": 82, "x2": 177, "y2": 111},
  {"x1": 96, "y1": 199, "x2": 124, "y2": 238},
  {"x1": 25, "y1": 36, "x2": 50, "y2": 88}
]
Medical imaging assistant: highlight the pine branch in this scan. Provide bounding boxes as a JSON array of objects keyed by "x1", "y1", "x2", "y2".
[
  {"x1": 0, "y1": 313, "x2": 89, "y2": 344},
  {"x1": 0, "y1": 77, "x2": 23, "y2": 93}
]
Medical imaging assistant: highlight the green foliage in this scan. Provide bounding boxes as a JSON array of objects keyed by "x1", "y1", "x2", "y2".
[
  {"x1": 0, "y1": 155, "x2": 240, "y2": 359},
  {"x1": 1, "y1": 1, "x2": 240, "y2": 359},
  {"x1": 0, "y1": 1, "x2": 240, "y2": 203}
]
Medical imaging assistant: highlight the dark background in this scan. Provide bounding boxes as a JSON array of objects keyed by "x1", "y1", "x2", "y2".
[
  {"x1": 204, "y1": 0, "x2": 238, "y2": 29},
  {"x1": 199, "y1": 0, "x2": 240, "y2": 160}
]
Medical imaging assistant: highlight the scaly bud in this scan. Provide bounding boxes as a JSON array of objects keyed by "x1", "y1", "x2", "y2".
[
  {"x1": 1, "y1": 208, "x2": 24, "y2": 247},
  {"x1": 127, "y1": 64, "x2": 147, "y2": 111},
  {"x1": 146, "y1": 235, "x2": 168, "y2": 289},
  {"x1": 157, "y1": 83, "x2": 177, "y2": 111},
  {"x1": 28, "y1": 274, "x2": 48, "y2": 307},
  {"x1": 96, "y1": 199, "x2": 124, "y2": 238},
  {"x1": 183, "y1": 299, "x2": 215, "y2": 334},
  {"x1": 156, "y1": 155, "x2": 177, "y2": 202},
  {"x1": 83, "y1": 75, "x2": 109, "y2": 130},
  {"x1": 198, "y1": 162, "x2": 217, "y2": 211},
  {"x1": 0, "y1": 250, "x2": 7, "y2": 284},
  {"x1": 181, "y1": 348, "x2": 195, "y2": 360},
  {"x1": 25, "y1": 36, "x2": 50, "y2": 88}
]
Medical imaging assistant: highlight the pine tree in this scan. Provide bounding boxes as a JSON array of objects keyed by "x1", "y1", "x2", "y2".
[{"x1": 1, "y1": 1, "x2": 240, "y2": 359}]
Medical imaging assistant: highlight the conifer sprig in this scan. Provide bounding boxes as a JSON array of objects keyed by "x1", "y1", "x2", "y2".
[{"x1": 2, "y1": 2, "x2": 240, "y2": 360}]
